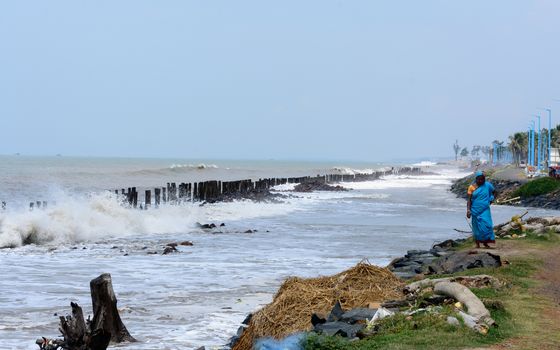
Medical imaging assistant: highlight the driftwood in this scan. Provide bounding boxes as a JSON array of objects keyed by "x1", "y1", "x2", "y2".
[
  {"x1": 37, "y1": 273, "x2": 134, "y2": 350},
  {"x1": 404, "y1": 275, "x2": 502, "y2": 295},
  {"x1": 404, "y1": 276, "x2": 498, "y2": 332},
  {"x1": 434, "y1": 282, "x2": 495, "y2": 329}
]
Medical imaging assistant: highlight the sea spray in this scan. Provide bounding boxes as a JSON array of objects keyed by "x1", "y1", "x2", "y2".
[{"x1": 0, "y1": 191, "x2": 300, "y2": 248}]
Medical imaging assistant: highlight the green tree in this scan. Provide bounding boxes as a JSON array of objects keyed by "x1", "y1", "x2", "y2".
[{"x1": 508, "y1": 132, "x2": 526, "y2": 166}]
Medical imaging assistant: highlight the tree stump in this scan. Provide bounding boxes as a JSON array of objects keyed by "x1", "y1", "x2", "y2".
[
  {"x1": 37, "y1": 273, "x2": 134, "y2": 350},
  {"x1": 90, "y1": 273, "x2": 135, "y2": 343}
]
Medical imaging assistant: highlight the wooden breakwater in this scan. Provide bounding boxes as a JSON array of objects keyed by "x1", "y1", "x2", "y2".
[
  {"x1": 108, "y1": 166, "x2": 423, "y2": 209},
  {"x1": 6, "y1": 167, "x2": 423, "y2": 211}
]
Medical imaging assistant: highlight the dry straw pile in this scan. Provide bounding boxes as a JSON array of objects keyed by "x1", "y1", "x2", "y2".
[{"x1": 232, "y1": 261, "x2": 404, "y2": 350}]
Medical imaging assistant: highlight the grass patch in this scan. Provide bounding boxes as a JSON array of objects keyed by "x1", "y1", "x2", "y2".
[
  {"x1": 512, "y1": 177, "x2": 560, "y2": 198},
  {"x1": 304, "y1": 237, "x2": 560, "y2": 350}
]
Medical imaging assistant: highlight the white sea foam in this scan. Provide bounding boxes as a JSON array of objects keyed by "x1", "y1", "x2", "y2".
[
  {"x1": 341, "y1": 172, "x2": 463, "y2": 190},
  {"x1": 331, "y1": 167, "x2": 378, "y2": 175},
  {"x1": 412, "y1": 160, "x2": 438, "y2": 167},
  {"x1": 0, "y1": 192, "x2": 299, "y2": 248},
  {"x1": 169, "y1": 163, "x2": 218, "y2": 170}
]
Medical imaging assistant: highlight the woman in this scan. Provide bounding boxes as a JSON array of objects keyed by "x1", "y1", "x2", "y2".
[{"x1": 467, "y1": 171, "x2": 496, "y2": 248}]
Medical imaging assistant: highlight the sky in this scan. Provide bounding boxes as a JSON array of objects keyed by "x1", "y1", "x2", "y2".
[{"x1": 0, "y1": 1, "x2": 559, "y2": 161}]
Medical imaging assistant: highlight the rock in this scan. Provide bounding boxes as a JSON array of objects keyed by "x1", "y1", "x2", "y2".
[
  {"x1": 405, "y1": 249, "x2": 431, "y2": 257},
  {"x1": 314, "y1": 321, "x2": 364, "y2": 338},
  {"x1": 179, "y1": 241, "x2": 193, "y2": 246},
  {"x1": 227, "y1": 335, "x2": 239, "y2": 348},
  {"x1": 327, "y1": 301, "x2": 344, "y2": 322},
  {"x1": 428, "y1": 251, "x2": 501, "y2": 275},
  {"x1": 147, "y1": 251, "x2": 158, "y2": 255},
  {"x1": 166, "y1": 242, "x2": 178, "y2": 247},
  {"x1": 432, "y1": 239, "x2": 459, "y2": 250},
  {"x1": 391, "y1": 258, "x2": 422, "y2": 269},
  {"x1": 162, "y1": 246, "x2": 178, "y2": 255},
  {"x1": 198, "y1": 223, "x2": 217, "y2": 229},
  {"x1": 220, "y1": 223, "x2": 226, "y2": 227},
  {"x1": 244, "y1": 230, "x2": 254, "y2": 234},
  {"x1": 293, "y1": 180, "x2": 349, "y2": 192},
  {"x1": 446, "y1": 316, "x2": 460, "y2": 326},
  {"x1": 242, "y1": 313, "x2": 252, "y2": 325},
  {"x1": 311, "y1": 313, "x2": 326, "y2": 326},
  {"x1": 340, "y1": 308, "x2": 377, "y2": 324}
]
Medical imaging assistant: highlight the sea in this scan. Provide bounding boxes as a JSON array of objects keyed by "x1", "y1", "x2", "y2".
[{"x1": 0, "y1": 156, "x2": 558, "y2": 349}]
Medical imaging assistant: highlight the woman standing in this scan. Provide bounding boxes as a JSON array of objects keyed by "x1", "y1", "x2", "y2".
[{"x1": 467, "y1": 171, "x2": 496, "y2": 248}]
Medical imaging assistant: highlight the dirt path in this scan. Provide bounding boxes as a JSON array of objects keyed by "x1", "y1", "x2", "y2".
[{"x1": 469, "y1": 242, "x2": 560, "y2": 350}]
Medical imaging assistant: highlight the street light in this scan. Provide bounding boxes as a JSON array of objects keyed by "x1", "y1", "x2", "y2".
[
  {"x1": 536, "y1": 115, "x2": 542, "y2": 172},
  {"x1": 538, "y1": 107, "x2": 552, "y2": 167},
  {"x1": 529, "y1": 120, "x2": 535, "y2": 167}
]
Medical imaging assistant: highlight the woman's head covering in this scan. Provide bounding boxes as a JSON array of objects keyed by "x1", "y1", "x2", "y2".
[{"x1": 475, "y1": 170, "x2": 484, "y2": 178}]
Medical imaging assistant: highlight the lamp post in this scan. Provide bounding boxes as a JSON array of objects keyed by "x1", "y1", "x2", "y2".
[
  {"x1": 539, "y1": 108, "x2": 552, "y2": 167},
  {"x1": 527, "y1": 127, "x2": 531, "y2": 167},
  {"x1": 537, "y1": 115, "x2": 542, "y2": 172},
  {"x1": 530, "y1": 120, "x2": 535, "y2": 168},
  {"x1": 532, "y1": 115, "x2": 542, "y2": 172}
]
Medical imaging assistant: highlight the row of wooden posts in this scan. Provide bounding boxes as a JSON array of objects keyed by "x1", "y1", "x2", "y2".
[
  {"x1": 110, "y1": 167, "x2": 422, "y2": 210},
  {"x1": 4, "y1": 167, "x2": 421, "y2": 211}
]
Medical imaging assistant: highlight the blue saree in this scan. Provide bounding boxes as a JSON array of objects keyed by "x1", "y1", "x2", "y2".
[{"x1": 470, "y1": 181, "x2": 495, "y2": 243}]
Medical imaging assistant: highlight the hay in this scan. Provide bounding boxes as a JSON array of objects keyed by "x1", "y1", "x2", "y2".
[{"x1": 232, "y1": 261, "x2": 404, "y2": 350}]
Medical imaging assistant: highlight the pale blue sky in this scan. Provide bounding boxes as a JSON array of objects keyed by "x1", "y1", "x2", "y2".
[{"x1": 0, "y1": 1, "x2": 559, "y2": 161}]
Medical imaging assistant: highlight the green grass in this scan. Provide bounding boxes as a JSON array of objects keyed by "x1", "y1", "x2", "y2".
[
  {"x1": 512, "y1": 177, "x2": 560, "y2": 198},
  {"x1": 303, "y1": 234, "x2": 560, "y2": 350}
]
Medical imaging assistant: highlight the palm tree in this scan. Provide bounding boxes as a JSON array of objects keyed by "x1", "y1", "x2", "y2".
[{"x1": 508, "y1": 132, "x2": 527, "y2": 166}]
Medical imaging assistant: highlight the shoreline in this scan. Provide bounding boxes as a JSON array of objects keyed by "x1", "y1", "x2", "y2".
[
  {"x1": 224, "y1": 215, "x2": 560, "y2": 350},
  {"x1": 449, "y1": 166, "x2": 560, "y2": 210}
]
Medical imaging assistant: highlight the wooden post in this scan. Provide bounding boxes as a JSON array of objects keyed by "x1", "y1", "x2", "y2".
[
  {"x1": 162, "y1": 187, "x2": 167, "y2": 203},
  {"x1": 36, "y1": 201, "x2": 41, "y2": 209},
  {"x1": 154, "y1": 188, "x2": 161, "y2": 206},
  {"x1": 132, "y1": 187, "x2": 137, "y2": 209},
  {"x1": 29, "y1": 202, "x2": 34, "y2": 210},
  {"x1": 170, "y1": 183, "x2": 177, "y2": 202},
  {"x1": 42, "y1": 201, "x2": 47, "y2": 208},
  {"x1": 144, "y1": 190, "x2": 151, "y2": 209},
  {"x1": 1, "y1": 201, "x2": 5, "y2": 210}
]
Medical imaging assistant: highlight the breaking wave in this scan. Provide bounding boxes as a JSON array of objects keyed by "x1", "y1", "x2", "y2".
[
  {"x1": 0, "y1": 191, "x2": 298, "y2": 248},
  {"x1": 412, "y1": 161, "x2": 438, "y2": 167},
  {"x1": 169, "y1": 163, "x2": 219, "y2": 170}
]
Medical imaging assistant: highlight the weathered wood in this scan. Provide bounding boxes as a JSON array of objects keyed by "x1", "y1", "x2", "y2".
[
  {"x1": 90, "y1": 273, "x2": 135, "y2": 343},
  {"x1": 39, "y1": 274, "x2": 132, "y2": 350},
  {"x1": 145, "y1": 190, "x2": 151, "y2": 209},
  {"x1": 154, "y1": 188, "x2": 161, "y2": 206},
  {"x1": 132, "y1": 188, "x2": 137, "y2": 209}
]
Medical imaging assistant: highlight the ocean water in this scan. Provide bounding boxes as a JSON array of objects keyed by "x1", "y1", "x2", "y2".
[{"x1": 0, "y1": 156, "x2": 558, "y2": 349}]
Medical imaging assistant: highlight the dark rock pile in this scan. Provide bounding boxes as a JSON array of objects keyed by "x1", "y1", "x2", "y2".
[
  {"x1": 388, "y1": 239, "x2": 502, "y2": 279},
  {"x1": 293, "y1": 180, "x2": 348, "y2": 193}
]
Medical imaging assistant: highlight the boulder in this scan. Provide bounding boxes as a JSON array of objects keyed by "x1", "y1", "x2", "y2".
[
  {"x1": 314, "y1": 321, "x2": 364, "y2": 338},
  {"x1": 427, "y1": 251, "x2": 501, "y2": 275},
  {"x1": 340, "y1": 308, "x2": 377, "y2": 324},
  {"x1": 326, "y1": 301, "x2": 344, "y2": 322}
]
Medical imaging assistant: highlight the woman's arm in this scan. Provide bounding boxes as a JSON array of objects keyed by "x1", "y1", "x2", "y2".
[{"x1": 467, "y1": 194, "x2": 472, "y2": 218}]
